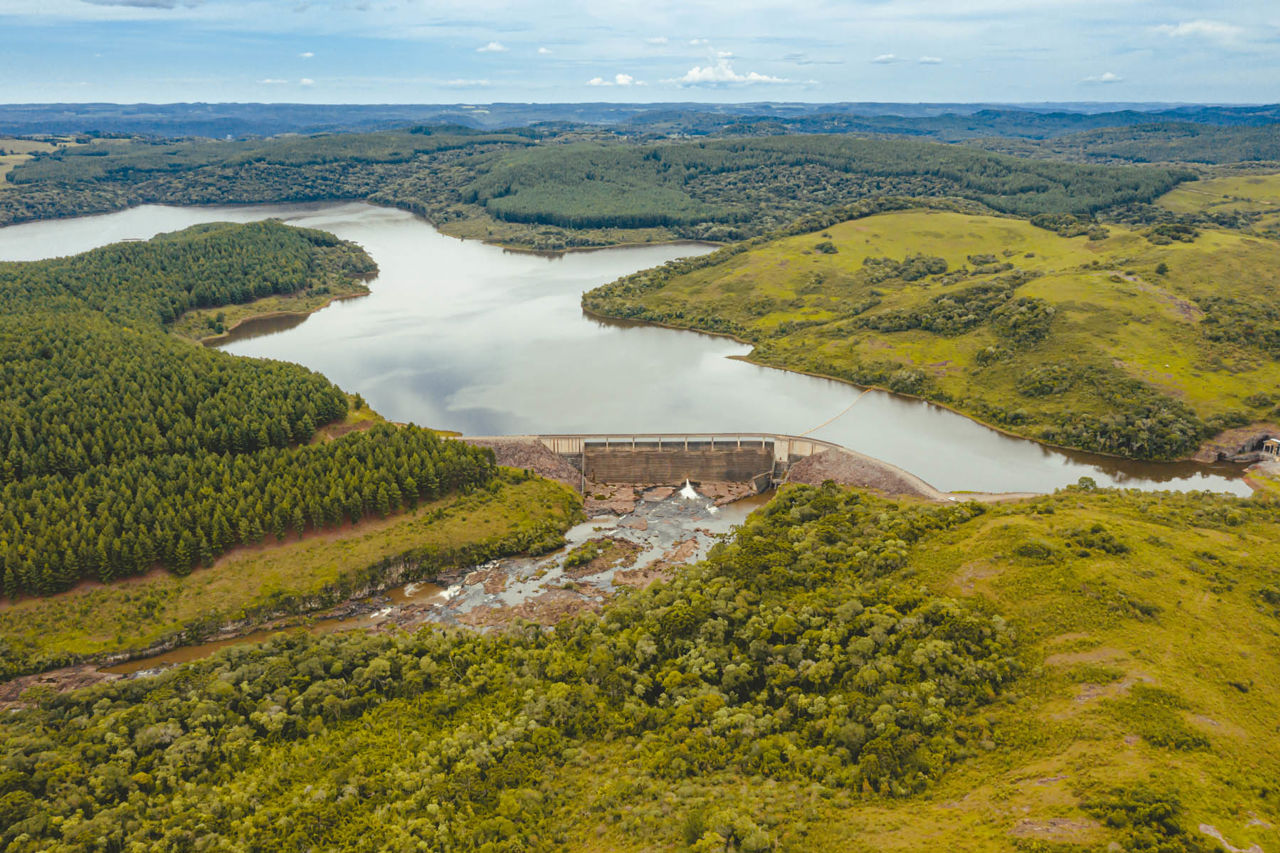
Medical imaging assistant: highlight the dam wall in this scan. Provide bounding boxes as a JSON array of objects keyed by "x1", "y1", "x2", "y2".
[
  {"x1": 527, "y1": 434, "x2": 847, "y2": 491},
  {"x1": 584, "y1": 445, "x2": 773, "y2": 485},
  {"x1": 463, "y1": 432, "x2": 964, "y2": 501}
]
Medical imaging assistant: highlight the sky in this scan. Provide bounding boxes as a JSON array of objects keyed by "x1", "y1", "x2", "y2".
[{"x1": 0, "y1": 0, "x2": 1275, "y2": 104}]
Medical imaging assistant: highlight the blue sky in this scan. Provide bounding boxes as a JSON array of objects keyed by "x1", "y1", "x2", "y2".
[{"x1": 0, "y1": 0, "x2": 1275, "y2": 104}]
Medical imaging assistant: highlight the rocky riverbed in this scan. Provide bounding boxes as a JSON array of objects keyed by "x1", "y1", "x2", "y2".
[
  {"x1": 370, "y1": 483, "x2": 766, "y2": 632},
  {"x1": 4, "y1": 483, "x2": 768, "y2": 700}
]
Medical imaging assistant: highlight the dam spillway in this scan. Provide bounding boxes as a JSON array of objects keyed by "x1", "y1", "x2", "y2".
[{"x1": 468, "y1": 433, "x2": 896, "y2": 495}]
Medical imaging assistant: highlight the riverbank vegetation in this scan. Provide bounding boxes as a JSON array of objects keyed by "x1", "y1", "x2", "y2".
[
  {"x1": 1, "y1": 482, "x2": 1277, "y2": 850},
  {"x1": 585, "y1": 204, "x2": 1280, "y2": 460},
  {"x1": 0, "y1": 472, "x2": 579, "y2": 680}
]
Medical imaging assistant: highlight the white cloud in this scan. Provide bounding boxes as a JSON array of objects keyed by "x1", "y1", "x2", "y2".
[
  {"x1": 445, "y1": 78, "x2": 490, "y2": 87},
  {"x1": 299, "y1": 77, "x2": 314, "y2": 85},
  {"x1": 299, "y1": 50, "x2": 313, "y2": 58},
  {"x1": 668, "y1": 59, "x2": 786, "y2": 86},
  {"x1": 537, "y1": 46, "x2": 551, "y2": 54},
  {"x1": 1155, "y1": 19, "x2": 1245, "y2": 43},
  {"x1": 918, "y1": 55, "x2": 943, "y2": 64},
  {"x1": 646, "y1": 36, "x2": 668, "y2": 45},
  {"x1": 689, "y1": 38, "x2": 708, "y2": 46},
  {"x1": 871, "y1": 53, "x2": 900, "y2": 63},
  {"x1": 476, "y1": 41, "x2": 507, "y2": 53},
  {"x1": 258, "y1": 78, "x2": 288, "y2": 84},
  {"x1": 1081, "y1": 71, "x2": 1122, "y2": 84},
  {"x1": 586, "y1": 73, "x2": 644, "y2": 86}
]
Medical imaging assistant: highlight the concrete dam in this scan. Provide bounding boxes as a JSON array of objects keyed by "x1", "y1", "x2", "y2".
[
  {"x1": 464, "y1": 432, "x2": 922, "y2": 494},
  {"x1": 544, "y1": 433, "x2": 838, "y2": 491}
]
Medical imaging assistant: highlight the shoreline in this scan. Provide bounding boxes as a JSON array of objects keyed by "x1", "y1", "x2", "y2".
[
  {"x1": 193, "y1": 289, "x2": 369, "y2": 346},
  {"x1": 581, "y1": 306, "x2": 1255, "y2": 480},
  {"x1": 0, "y1": 195, "x2": 723, "y2": 257}
]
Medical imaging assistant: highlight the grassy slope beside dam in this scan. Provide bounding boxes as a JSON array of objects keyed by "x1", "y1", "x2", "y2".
[
  {"x1": 0, "y1": 472, "x2": 580, "y2": 680},
  {"x1": 584, "y1": 202, "x2": 1280, "y2": 461}
]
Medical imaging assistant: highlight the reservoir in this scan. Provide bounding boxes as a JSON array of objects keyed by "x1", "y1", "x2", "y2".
[{"x1": 0, "y1": 201, "x2": 1247, "y2": 495}]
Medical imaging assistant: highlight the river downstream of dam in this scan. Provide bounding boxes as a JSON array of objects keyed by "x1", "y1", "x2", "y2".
[{"x1": 0, "y1": 200, "x2": 1248, "y2": 495}]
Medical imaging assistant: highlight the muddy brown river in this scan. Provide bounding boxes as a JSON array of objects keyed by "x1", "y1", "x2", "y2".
[{"x1": 0, "y1": 200, "x2": 1246, "y2": 494}]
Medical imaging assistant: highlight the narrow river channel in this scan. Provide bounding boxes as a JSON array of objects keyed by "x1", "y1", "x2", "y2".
[{"x1": 0, "y1": 200, "x2": 1247, "y2": 495}]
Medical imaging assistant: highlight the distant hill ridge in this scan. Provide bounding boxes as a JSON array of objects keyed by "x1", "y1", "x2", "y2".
[{"x1": 0, "y1": 101, "x2": 1277, "y2": 139}]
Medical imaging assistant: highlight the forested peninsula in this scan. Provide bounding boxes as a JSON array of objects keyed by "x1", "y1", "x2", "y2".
[{"x1": 0, "y1": 222, "x2": 581, "y2": 678}]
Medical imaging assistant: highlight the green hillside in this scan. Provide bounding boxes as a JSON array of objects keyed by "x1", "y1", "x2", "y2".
[
  {"x1": 585, "y1": 202, "x2": 1280, "y2": 460},
  {"x1": 2, "y1": 483, "x2": 1277, "y2": 851},
  {"x1": 1, "y1": 130, "x2": 1193, "y2": 250}
]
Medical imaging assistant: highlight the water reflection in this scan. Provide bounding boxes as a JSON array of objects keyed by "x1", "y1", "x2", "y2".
[{"x1": 0, "y1": 201, "x2": 1249, "y2": 496}]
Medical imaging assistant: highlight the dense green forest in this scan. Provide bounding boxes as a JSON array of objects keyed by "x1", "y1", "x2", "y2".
[
  {"x1": 464, "y1": 136, "x2": 1192, "y2": 228},
  {"x1": 978, "y1": 122, "x2": 1280, "y2": 165},
  {"x1": 3, "y1": 481, "x2": 1278, "y2": 850},
  {"x1": 0, "y1": 222, "x2": 498, "y2": 598},
  {"x1": 0, "y1": 485, "x2": 1018, "y2": 850},
  {"x1": 0, "y1": 129, "x2": 1194, "y2": 249}
]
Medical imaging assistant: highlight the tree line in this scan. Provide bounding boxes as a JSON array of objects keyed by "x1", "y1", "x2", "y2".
[
  {"x1": 1, "y1": 128, "x2": 1194, "y2": 246},
  {"x1": 0, "y1": 222, "x2": 498, "y2": 598}
]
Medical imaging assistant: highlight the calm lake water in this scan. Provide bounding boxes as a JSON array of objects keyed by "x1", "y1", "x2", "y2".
[{"x1": 0, "y1": 201, "x2": 1247, "y2": 495}]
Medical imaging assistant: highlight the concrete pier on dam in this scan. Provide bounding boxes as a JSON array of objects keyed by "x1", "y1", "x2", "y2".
[{"x1": 459, "y1": 432, "x2": 1019, "y2": 504}]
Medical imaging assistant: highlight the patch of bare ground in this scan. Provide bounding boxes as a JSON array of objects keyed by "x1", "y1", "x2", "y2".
[
  {"x1": 458, "y1": 588, "x2": 603, "y2": 627},
  {"x1": 616, "y1": 539, "x2": 701, "y2": 589},
  {"x1": 313, "y1": 419, "x2": 376, "y2": 442},
  {"x1": 584, "y1": 483, "x2": 639, "y2": 515},
  {"x1": 953, "y1": 559, "x2": 1000, "y2": 594},
  {"x1": 697, "y1": 481, "x2": 759, "y2": 505},
  {"x1": 463, "y1": 565, "x2": 510, "y2": 595},
  {"x1": 462, "y1": 438, "x2": 584, "y2": 491},
  {"x1": 613, "y1": 566, "x2": 674, "y2": 589},
  {"x1": 1194, "y1": 423, "x2": 1280, "y2": 463},
  {"x1": 1200, "y1": 824, "x2": 1266, "y2": 853},
  {"x1": 787, "y1": 448, "x2": 937, "y2": 498},
  {"x1": 1072, "y1": 678, "x2": 1139, "y2": 704},
  {"x1": 0, "y1": 665, "x2": 120, "y2": 711},
  {"x1": 1009, "y1": 818, "x2": 1102, "y2": 844},
  {"x1": 1044, "y1": 647, "x2": 1125, "y2": 667},
  {"x1": 1118, "y1": 271, "x2": 1204, "y2": 321},
  {"x1": 1045, "y1": 632, "x2": 1092, "y2": 645}
]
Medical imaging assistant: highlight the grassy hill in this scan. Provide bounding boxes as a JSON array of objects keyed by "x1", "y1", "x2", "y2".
[
  {"x1": 585, "y1": 201, "x2": 1280, "y2": 460},
  {"x1": 2, "y1": 483, "x2": 1277, "y2": 851},
  {"x1": 1156, "y1": 171, "x2": 1280, "y2": 237}
]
